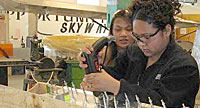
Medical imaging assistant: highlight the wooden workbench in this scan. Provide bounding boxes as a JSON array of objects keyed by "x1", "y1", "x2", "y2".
[
  {"x1": 0, "y1": 83, "x2": 164, "y2": 108},
  {"x1": 0, "y1": 84, "x2": 84, "y2": 108}
]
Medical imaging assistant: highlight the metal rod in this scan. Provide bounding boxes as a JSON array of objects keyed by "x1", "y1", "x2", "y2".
[
  {"x1": 70, "y1": 86, "x2": 76, "y2": 103},
  {"x1": 161, "y1": 100, "x2": 166, "y2": 108},
  {"x1": 93, "y1": 95, "x2": 98, "y2": 108},
  {"x1": 104, "y1": 92, "x2": 109, "y2": 106},
  {"x1": 72, "y1": 82, "x2": 78, "y2": 95},
  {"x1": 125, "y1": 93, "x2": 130, "y2": 108},
  {"x1": 64, "y1": 81, "x2": 75, "y2": 103},
  {"x1": 148, "y1": 97, "x2": 154, "y2": 108},
  {"x1": 114, "y1": 96, "x2": 118, "y2": 108},
  {"x1": 80, "y1": 84, "x2": 88, "y2": 107},
  {"x1": 55, "y1": 84, "x2": 58, "y2": 94},
  {"x1": 135, "y1": 95, "x2": 141, "y2": 108},
  {"x1": 64, "y1": 81, "x2": 70, "y2": 93},
  {"x1": 103, "y1": 94, "x2": 107, "y2": 108},
  {"x1": 182, "y1": 103, "x2": 186, "y2": 108}
]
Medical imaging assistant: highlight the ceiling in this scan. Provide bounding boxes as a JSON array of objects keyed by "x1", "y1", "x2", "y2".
[
  {"x1": 181, "y1": 3, "x2": 200, "y2": 14},
  {"x1": 0, "y1": 0, "x2": 107, "y2": 19},
  {"x1": 0, "y1": 0, "x2": 200, "y2": 20}
]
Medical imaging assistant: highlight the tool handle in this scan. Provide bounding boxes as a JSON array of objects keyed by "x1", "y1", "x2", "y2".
[
  {"x1": 82, "y1": 52, "x2": 99, "y2": 74},
  {"x1": 81, "y1": 37, "x2": 111, "y2": 97},
  {"x1": 82, "y1": 52, "x2": 102, "y2": 96}
]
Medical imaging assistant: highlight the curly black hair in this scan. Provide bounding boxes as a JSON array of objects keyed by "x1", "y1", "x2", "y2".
[{"x1": 128, "y1": 0, "x2": 181, "y2": 30}]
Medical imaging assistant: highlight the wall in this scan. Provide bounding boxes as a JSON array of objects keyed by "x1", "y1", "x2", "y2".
[
  {"x1": 0, "y1": 13, "x2": 9, "y2": 43},
  {"x1": 9, "y1": 12, "x2": 27, "y2": 48},
  {"x1": 0, "y1": 14, "x2": 6, "y2": 43},
  {"x1": 100, "y1": 0, "x2": 107, "y2": 7},
  {"x1": 192, "y1": 26, "x2": 200, "y2": 74},
  {"x1": 176, "y1": 27, "x2": 197, "y2": 43},
  {"x1": 176, "y1": 14, "x2": 200, "y2": 43}
]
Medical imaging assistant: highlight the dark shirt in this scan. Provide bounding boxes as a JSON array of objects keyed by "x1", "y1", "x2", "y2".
[{"x1": 105, "y1": 39, "x2": 199, "y2": 107}]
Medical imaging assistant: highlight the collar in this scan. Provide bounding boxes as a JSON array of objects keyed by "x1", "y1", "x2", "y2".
[{"x1": 154, "y1": 37, "x2": 177, "y2": 65}]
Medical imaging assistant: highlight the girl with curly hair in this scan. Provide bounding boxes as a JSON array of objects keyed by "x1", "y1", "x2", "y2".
[{"x1": 79, "y1": 0, "x2": 199, "y2": 107}]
